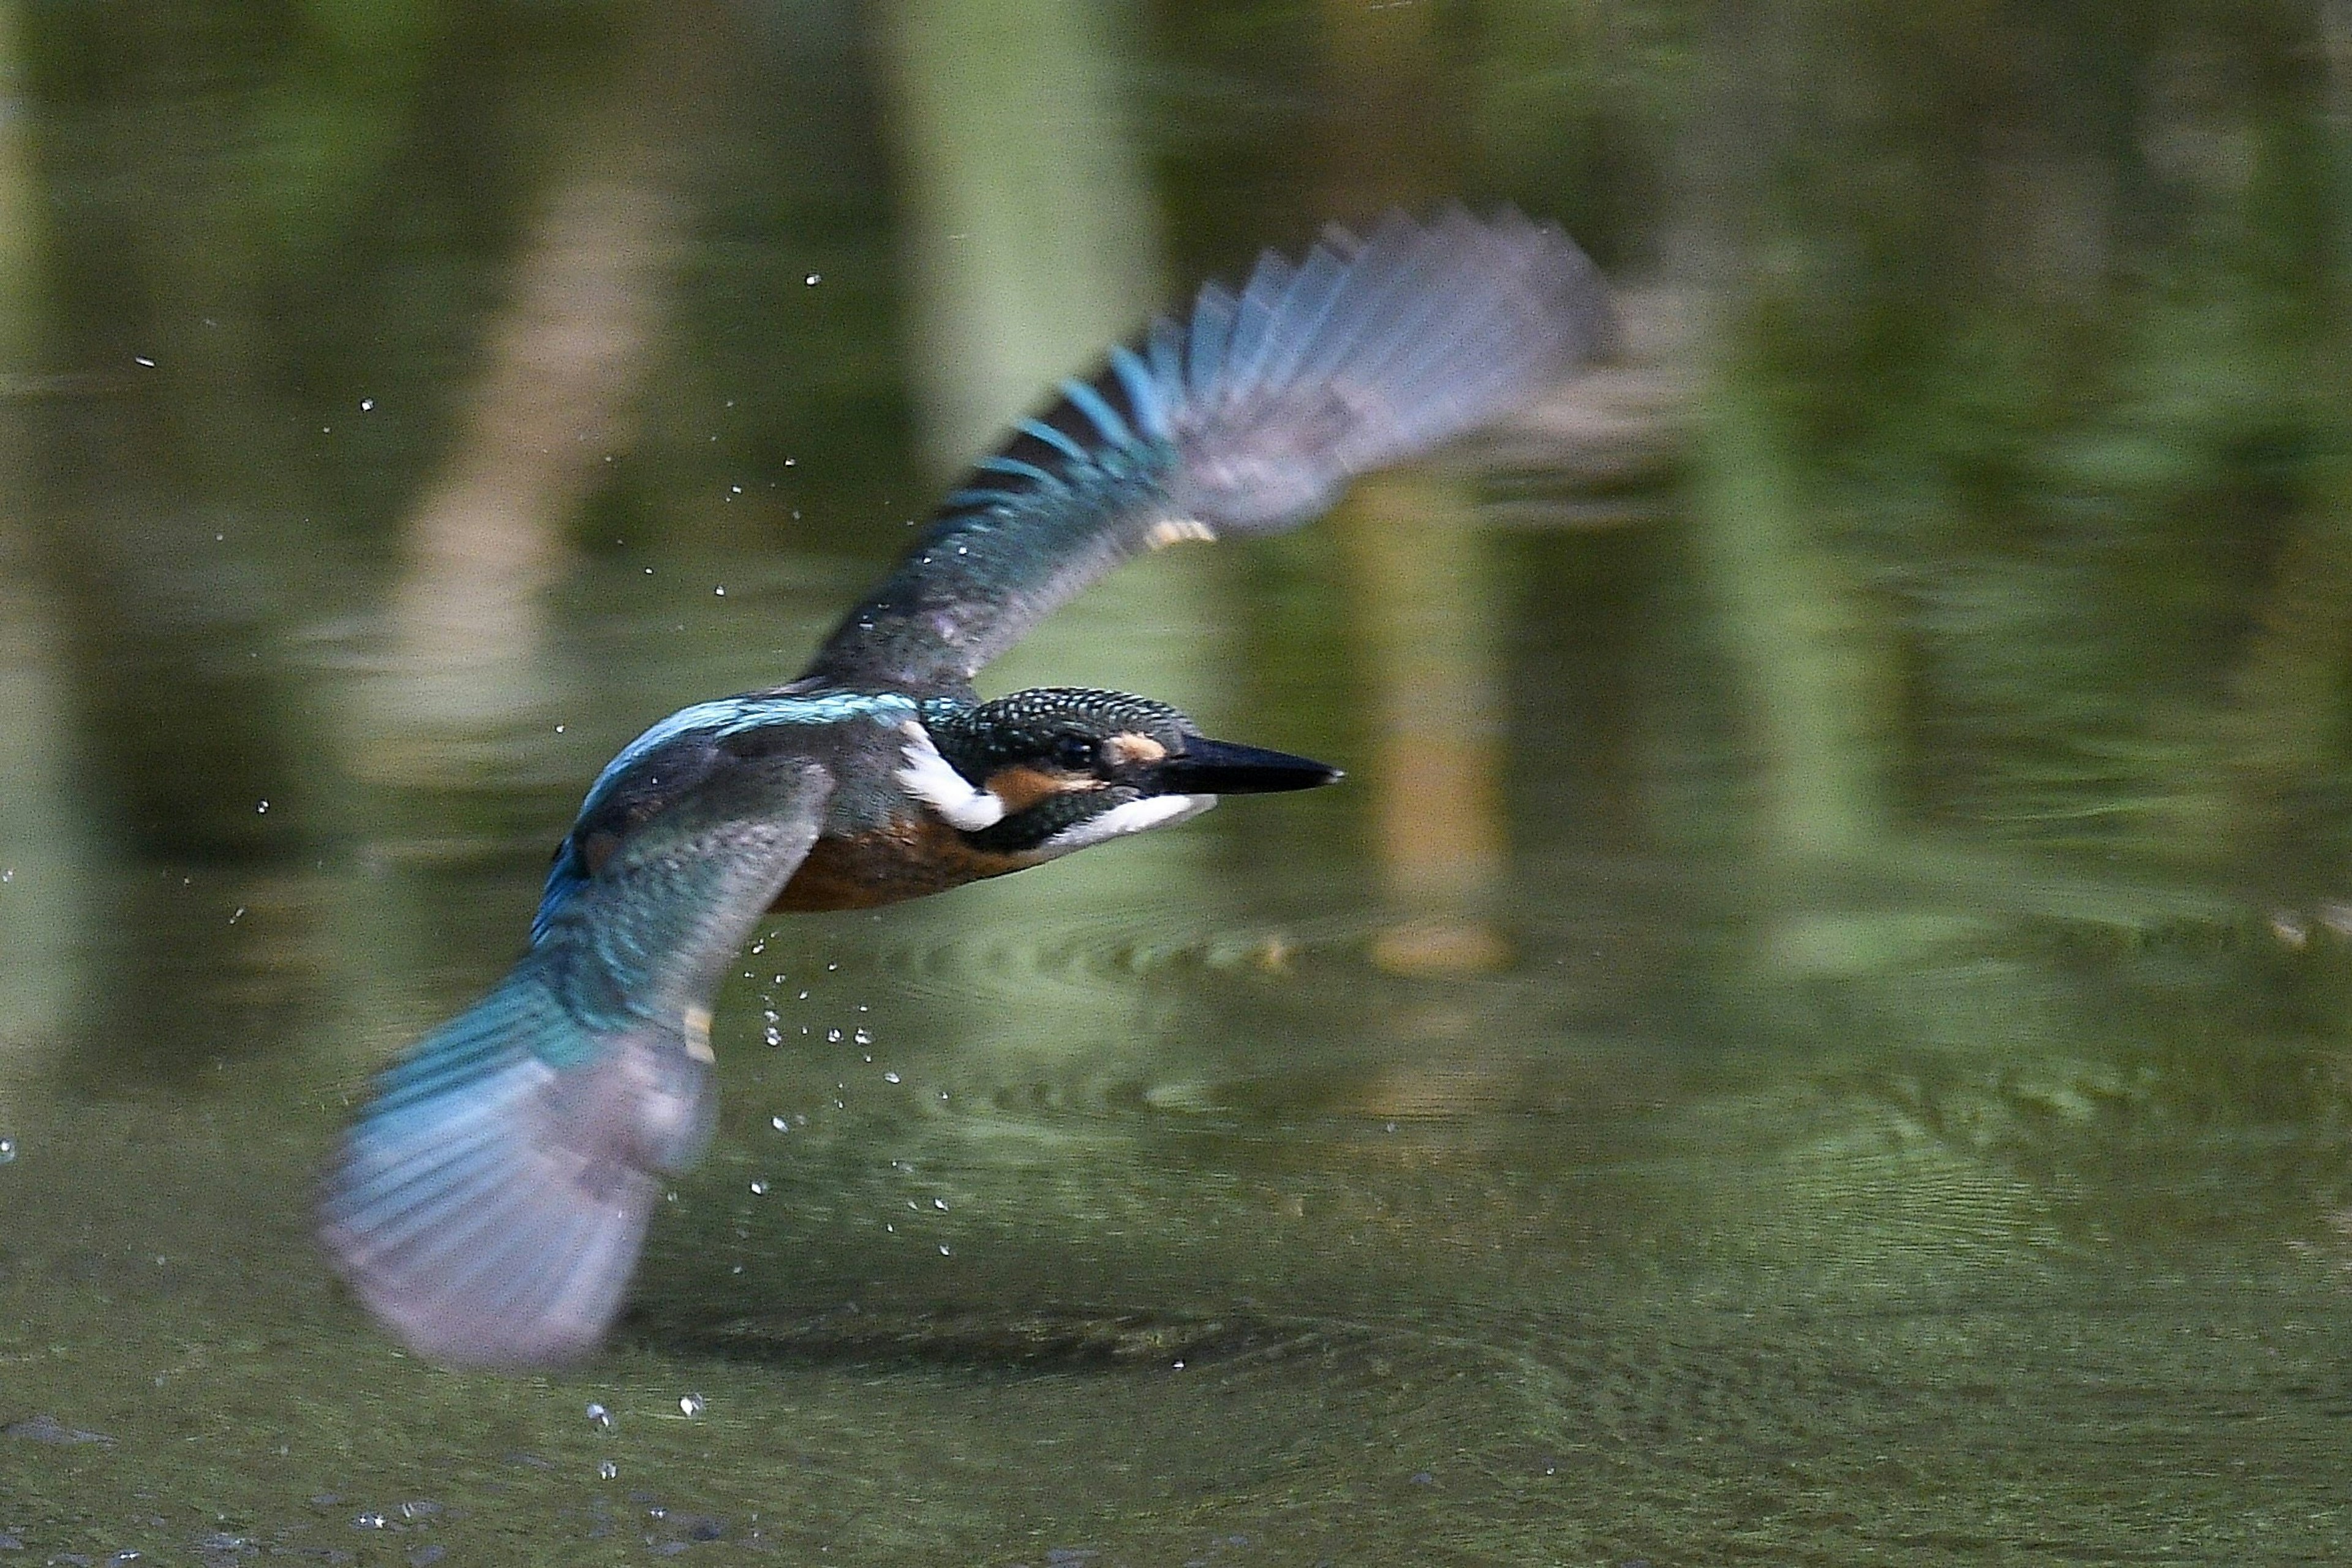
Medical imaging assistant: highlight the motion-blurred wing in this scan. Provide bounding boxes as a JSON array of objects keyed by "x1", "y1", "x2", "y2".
[
  {"x1": 319, "y1": 758, "x2": 831, "y2": 1366},
  {"x1": 807, "y1": 207, "x2": 1613, "y2": 688}
]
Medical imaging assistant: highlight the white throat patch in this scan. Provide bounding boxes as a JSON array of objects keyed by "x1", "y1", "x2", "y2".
[
  {"x1": 1039, "y1": 792, "x2": 1216, "y2": 853},
  {"x1": 894, "y1": 722, "x2": 1006, "y2": 831}
]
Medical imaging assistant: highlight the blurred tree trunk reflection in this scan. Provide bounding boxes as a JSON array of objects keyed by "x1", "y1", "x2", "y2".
[
  {"x1": 878, "y1": 0, "x2": 1166, "y2": 475},
  {"x1": 363, "y1": 0, "x2": 722, "y2": 775},
  {"x1": 1689, "y1": 383, "x2": 1889, "y2": 867},
  {"x1": 1313, "y1": 0, "x2": 1516, "y2": 978},
  {"x1": 0, "y1": 0, "x2": 87, "y2": 1068}
]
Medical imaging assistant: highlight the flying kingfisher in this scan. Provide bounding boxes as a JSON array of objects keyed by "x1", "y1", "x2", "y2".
[{"x1": 320, "y1": 207, "x2": 1614, "y2": 1365}]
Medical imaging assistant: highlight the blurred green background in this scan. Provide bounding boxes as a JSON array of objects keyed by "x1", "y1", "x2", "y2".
[{"x1": 7, "y1": 1, "x2": 2352, "y2": 1562}]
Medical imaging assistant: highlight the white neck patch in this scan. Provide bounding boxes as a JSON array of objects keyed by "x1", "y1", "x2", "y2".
[
  {"x1": 1039, "y1": 792, "x2": 1215, "y2": 854},
  {"x1": 894, "y1": 722, "x2": 1006, "y2": 831}
]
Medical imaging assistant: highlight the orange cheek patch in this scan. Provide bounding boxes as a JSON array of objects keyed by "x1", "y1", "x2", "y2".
[
  {"x1": 1105, "y1": 732, "x2": 1167, "y2": 767},
  {"x1": 985, "y1": 763, "x2": 1089, "y2": 812}
]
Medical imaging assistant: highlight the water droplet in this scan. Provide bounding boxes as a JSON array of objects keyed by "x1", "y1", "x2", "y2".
[
  {"x1": 770, "y1": 1115, "x2": 788, "y2": 1132},
  {"x1": 763, "y1": 1025, "x2": 783, "y2": 1047},
  {"x1": 826, "y1": 1028, "x2": 842, "y2": 1044},
  {"x1": 132, "y1": 355, "x2": 155, "y2": 367},
  {"x1": 597, "y1": 1460, "x2": 618, "y2": 1480},
  {"x1": 714, "y1": 586, "x2": 725, "y2": 596},
  {"x1": 882, "y1": 1072, "x2": 900, "y2": 1085},
  {"x1": 853, "y1": 1028, "x2": 872, "y2": 1046},
  {"x1": 679, "y1": 1393, "x2": 705, "y2": 1417},
  {"x1": 360, "y1": 398, "x2": 375, "y2": 412},
  {"x1": 586, "y1": 1401, "x2": 611, "y2": 1429},
  {"x1": 555, "y1": 724, "x2": 565, "y2": 733},
  {"x1": 748, "y1": 1181, "x2": 767, "y2": 1196},
  {"x1": 0, "y1": 1138, "x2": 15, "y2": 1163},
  {"x1": 938, "y1": 1245, "x2": 952, "y2": 1256},
  {"x1": 804, "y1": 273, "x2": 821, "y2": 285},
  {"x1": 352, "y1": 1512, "x2": 388, "y2": 1530},
  {"x1": 932, "y1": 1197, "x2": 948, "y2": 1211},
  {"x1": 255, "y1": 800, "x2": 269, "y2": 814}
]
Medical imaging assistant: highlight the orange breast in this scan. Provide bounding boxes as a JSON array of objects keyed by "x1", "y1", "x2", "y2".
[{"x1": 772, "y1": 818, "x2": 1037, "y2": 912}]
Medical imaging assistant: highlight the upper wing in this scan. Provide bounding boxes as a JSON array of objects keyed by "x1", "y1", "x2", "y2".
[
  {"x1": 806, "y1": 207, "x2": 1614, "y2": 688},
  {"x1": 319, "y1": 756, "x2": 831, "y2": 1366}
]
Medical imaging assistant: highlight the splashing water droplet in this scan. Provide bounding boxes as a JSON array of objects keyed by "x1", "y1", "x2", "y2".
[{"x1": 679, "y1": 1393, "x2": 706, "y2": 1417}]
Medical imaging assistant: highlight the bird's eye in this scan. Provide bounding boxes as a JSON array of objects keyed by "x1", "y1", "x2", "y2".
[{"x1": 1051, "y1": 735, "x2": 1098, "y2": 771}]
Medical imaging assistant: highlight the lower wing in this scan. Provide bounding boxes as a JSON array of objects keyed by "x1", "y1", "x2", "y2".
[{"x1": 320, "y1": 759, "x2": 832, "y2": 1365}]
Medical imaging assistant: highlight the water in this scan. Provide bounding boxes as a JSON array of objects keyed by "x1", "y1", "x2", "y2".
[{"x1": 6, "y1": 3, "x2": 2352, "y2": 1563}]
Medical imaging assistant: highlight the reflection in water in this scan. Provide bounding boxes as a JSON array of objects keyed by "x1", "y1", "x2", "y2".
[
  {"x1": 369, "y1": 4, "x2": 721, "y2": 770},
  {"x1": 1337, "y1": 472, "x2": 1512, "y2": 977},
  {"x1": 878, "y1": 0, "x2": 1164, "y2": 472}
]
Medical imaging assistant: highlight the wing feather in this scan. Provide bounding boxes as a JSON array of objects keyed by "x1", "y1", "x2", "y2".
[
  {"x1": 805, "y1": 206, "x2": 1613, "y2": 688},
  {"x1": 320, "y1": 760, "x2": 831, "y2": 1365}
]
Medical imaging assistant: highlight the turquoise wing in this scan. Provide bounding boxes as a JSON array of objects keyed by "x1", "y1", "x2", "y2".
[
  {"x1": 320, "y1": 758, "x2": 831, "y2": 1365},
  {"x1": 807, "y1": 206, "x2": 1613, "y2": 687}
]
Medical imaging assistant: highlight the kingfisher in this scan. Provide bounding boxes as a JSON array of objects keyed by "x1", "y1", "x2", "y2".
[{"x1": 319, "y1": 207, "x2": 1613, "y2": 1365}]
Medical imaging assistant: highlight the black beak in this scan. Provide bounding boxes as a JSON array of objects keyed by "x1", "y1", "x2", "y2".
[{"x1": 1153, "y1": 735, "x2": 1343, "y2": 795}]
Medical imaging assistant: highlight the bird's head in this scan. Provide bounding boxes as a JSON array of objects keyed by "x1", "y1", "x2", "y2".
[{"x1": 897, "y1": 688, "x2": 1339, "y2": 860}]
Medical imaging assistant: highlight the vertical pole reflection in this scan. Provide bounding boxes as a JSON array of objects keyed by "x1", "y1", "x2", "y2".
[
  {"x1": 0, "y1": 0, "x2": 87, "y2": 1074},
  {"x1": 878, "y1": 0, "x2": 1166, "y2": 475},
  {"x1": 1338, "y1": 473, "x2": 1513, "y2": 976},
  {"x1": 362, "y1": 69, "x2": 698, "y2": 775},
  {"x1": 1313, "y1": 0, "x2": 1510, "y2": 976},
  {"x1": 1688, "y1": 382, "x2": 1888, "y2": 869}
]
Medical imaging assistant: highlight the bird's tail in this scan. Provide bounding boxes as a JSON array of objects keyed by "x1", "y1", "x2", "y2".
[{"x1": 318, "y1": 960, "x2": 712, "y2": 1366}]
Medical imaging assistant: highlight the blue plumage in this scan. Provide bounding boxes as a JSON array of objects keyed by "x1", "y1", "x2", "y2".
[{"x1": 321, "y1": 208, "x2": 1613, "y2": 1365}]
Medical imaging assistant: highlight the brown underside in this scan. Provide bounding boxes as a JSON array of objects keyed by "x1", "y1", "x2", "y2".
[{"x1": 771, "y1": 818, "x2": 1038, "y2": 911}]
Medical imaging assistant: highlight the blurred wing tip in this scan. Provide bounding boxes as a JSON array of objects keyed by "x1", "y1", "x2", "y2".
[{"x1": 320, "y1": 1140, "x2": 649, "y2": 1368}]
